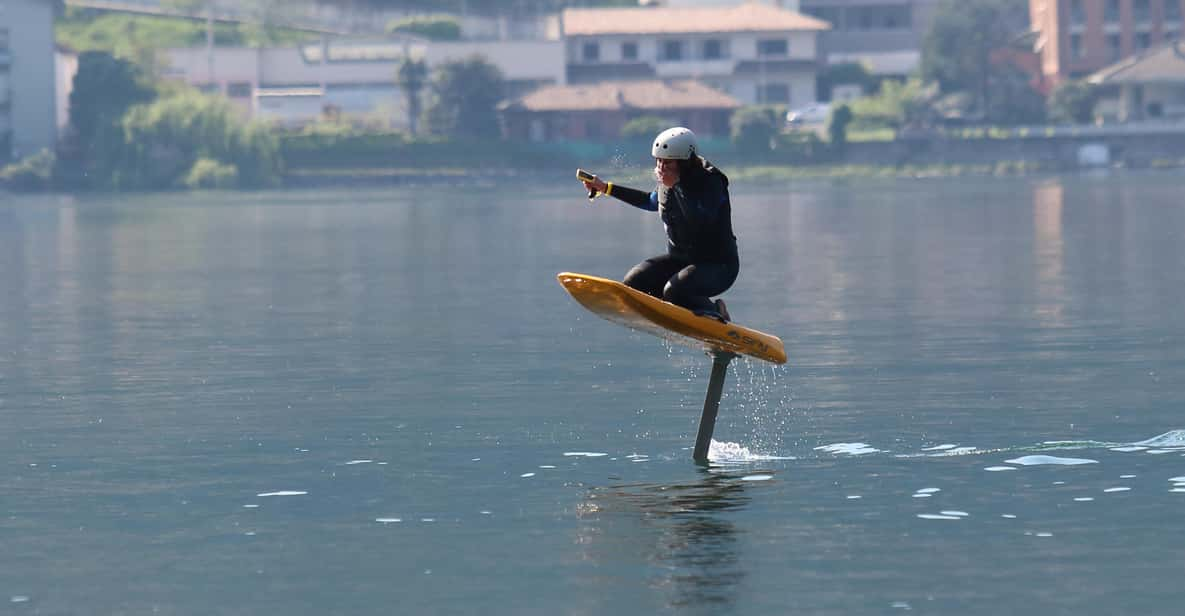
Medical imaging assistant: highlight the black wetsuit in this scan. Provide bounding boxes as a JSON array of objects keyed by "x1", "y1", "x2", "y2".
[{"x1": 607, "y1": 163, "x2": 739, "y2": 315}]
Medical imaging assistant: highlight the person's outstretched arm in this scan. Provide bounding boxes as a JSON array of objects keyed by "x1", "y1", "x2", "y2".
[{"x1": 582, "y1": 175, "x2": 657, "y2": 211}]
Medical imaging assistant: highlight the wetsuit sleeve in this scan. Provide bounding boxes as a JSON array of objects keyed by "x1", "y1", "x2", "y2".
[{"x1": 607, "y1": 184, "x2": 658, "y2": 212}]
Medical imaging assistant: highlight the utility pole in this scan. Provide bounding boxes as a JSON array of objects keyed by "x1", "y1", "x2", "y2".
[{"x1": 206, "y1": 0, "x2": 215, "y2": 88}]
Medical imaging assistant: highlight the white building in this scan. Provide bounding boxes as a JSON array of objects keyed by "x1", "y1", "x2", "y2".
[
  {"x1": 627, "y1": 0, "x2": 939, "y2": 79},
  {"x1": 159, "y1": 38, "x2": 564, "y2": 128},
  {"x1": 561, "y1": 2, "x2": 830, "y2": 107},
  {"x1": 0, "y1": 0, "x2": 58, "y2": 162}
]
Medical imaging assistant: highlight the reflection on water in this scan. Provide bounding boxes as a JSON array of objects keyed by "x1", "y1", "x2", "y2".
[{"x1": 575, "y1": 470, "x2": 759, "y2": 609}]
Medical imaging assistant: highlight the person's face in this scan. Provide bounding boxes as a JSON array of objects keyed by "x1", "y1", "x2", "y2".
[{"x1": 655, "y1": 158, "x2": 680, "y2": 187}]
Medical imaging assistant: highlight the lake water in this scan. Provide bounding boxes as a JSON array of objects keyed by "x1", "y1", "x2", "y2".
[{"x1": 2, "y1": 172, "x2": 1184, "y2": 615}]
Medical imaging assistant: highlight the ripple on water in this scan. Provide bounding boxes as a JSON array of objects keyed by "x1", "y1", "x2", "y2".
[
  {"x1": 1004, "y1": 455, "x2": 1098, "y2": 466},
  {"x1": 256, "y1": 491, "x2": 308, "y2": 497},
  {"x1": 563, "y1": 452, "x2": 608, "y2": 458},
  {"x1": 815, "y1": 442, "x2": 882, "y2": 456},
  {"x1": 984, "y1": 466, "x2": 1016, "y2": 472}
]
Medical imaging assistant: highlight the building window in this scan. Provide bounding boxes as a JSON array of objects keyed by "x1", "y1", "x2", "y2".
[
  {"x1": 1167, "y1": 0, "x2": 1182, "y2": 21},
  {"x1": 1135, "y1": 31, "x2": 1152, "y2": 49},
  {"x1": 1107, "y1": 33, "x2": 1123, "y2": 60},
  {"x1": 582, "y1": 41, "x2": 600, "y2": 63},
  {"x1": 660, "y1": 40, "x2": 685, "y2": 61},
  {"x1": 758, "y1": 82, "x2": 790, "y2": 104},
  {"x1": 1105, "y1": 0, "x2": 1121, "y2": 22},
  {"x1": 757, "y1": 39, "x2": 788, "y2": 57},
  {"x1": 1070, "y1": 33, "x2": 1084, "y2": 59},
  {"x1": 227, "y1": 82, "x2": 252, "y2": 98},
  {"x1": 621, "y1": 41, "x2": 638, "y2": 61},
  {"x1": 703, "y1": 39, "x2": 726, "y2": 60},
  {"x1": 1070, "y1": 0, "x2": 1086, "y2": 25},
  {"x1": 1134, "y1": 0, "x2": 1151, "y2": 22}
]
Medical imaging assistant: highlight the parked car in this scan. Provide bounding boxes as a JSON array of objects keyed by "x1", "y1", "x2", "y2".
[{"x1": 785, "y1": 103, "x2": 831, "y2": 128}]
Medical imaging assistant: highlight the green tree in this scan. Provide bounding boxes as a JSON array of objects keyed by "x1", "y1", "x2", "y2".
[
  {"x1": 920, "y1": 0, "x2": 1029, "y2": 120},
  {"x1": 1047, "y1": 80, "x2": 1100, "y2": 124},
  {"x1": 63, "y1": 51, "x2": 156, "y2": 185},
  {"x1": 386, "y1": 16, "x2": 462, "y2": 40},
  {"x1": 69, "y1": 51, "x2": 156, "y2": 144},
  {"x1": 396, "y1": 57, "x2": 428, "y2": 136},
  {"x1": 425, "y1": 55, "x2": 506, "y2": 138},
  {"x1": 817, "y1": 62, "x2": 876, "y2": 102},
  {"x1": 729, "y1": 106, "x2": 782, "y2": 155},
  {"x1": 115, "y1": 90, "x2": 280, "y2": 190},
  {"x1": 826, "y1": 104, "x2": 854, "y2": 145},
  {"x1": 986, "y1": 64, "x2": 1046, "y2": 124}
]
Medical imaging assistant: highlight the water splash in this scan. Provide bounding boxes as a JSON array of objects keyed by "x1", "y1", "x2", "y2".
[
  {"x1": 1133, "y1": 430, "x2": 1185, "y2": 448},
  {"x1": 707, "y1": 440, "x2": 796, "y2": 464},
  {"x1": 1004, "y1": 455, "x2": 1098, "y2": 466}
]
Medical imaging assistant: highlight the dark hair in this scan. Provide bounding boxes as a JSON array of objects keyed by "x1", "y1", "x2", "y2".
[{"x1": 677, "y1": 155, "x2": 728, "y2": 188}]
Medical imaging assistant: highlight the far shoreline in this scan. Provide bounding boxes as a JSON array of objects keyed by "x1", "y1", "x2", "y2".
[{"x1": 5, "y1": 163, "x2": 1183, "y2": 198}]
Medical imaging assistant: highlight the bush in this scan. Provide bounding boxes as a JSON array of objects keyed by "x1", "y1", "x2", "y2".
[
  {"x1": 730, "y1": 106, "x2": 784, "y2": 156},
  {"x1": 184, "y1": 157, "x2": 239, "y2": 189},
  {"x1": 1047, "y1": 80, "x2": 1100, "y2": 124},
  {"x1": 770, "y1": 131, "x2": 824, "y2": 164},
  {"x1": 621, "y1": 115, "x2": 673, "y2": 139},
  {"x1": 386, "y1": 16, "x2": 462, "y2": 41},
  {"x1": 115, "y1": 90, "x2": 280, "y2": 189},
  {"x1": 0, "y1": 149, "x2": 56, "y2": 192},
  {"x1": 849, "y1": 79, "x2": 937, "y2": 131}
]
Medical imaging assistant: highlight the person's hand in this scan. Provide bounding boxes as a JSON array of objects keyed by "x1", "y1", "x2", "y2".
[{"x1": 582, "y1": 176, "x2": 608, "y2": 194}]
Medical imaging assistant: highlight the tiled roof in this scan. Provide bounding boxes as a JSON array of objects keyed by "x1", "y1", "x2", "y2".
[
  {"x1": 562, "y1": 2, "x2": 831, "y2": 36},
  {"x1": 1087, "y1": 41, "x2": 1185, "y2": 84},
  {"x1": 501, "y1": 80, "x2": 742, "y2": 112}
]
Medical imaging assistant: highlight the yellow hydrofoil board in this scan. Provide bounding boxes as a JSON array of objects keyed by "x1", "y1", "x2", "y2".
[{"x1": 557, "y1": 272, "x2": 786, "y2": 364}]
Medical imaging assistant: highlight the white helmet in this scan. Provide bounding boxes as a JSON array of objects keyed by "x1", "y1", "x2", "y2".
[{"x1": 651, "y1": 127, "x2": 697, "y2": 160}]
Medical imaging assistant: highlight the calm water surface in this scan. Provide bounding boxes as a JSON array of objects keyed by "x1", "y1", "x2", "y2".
[{"x1": 2, "y1": 173, "x2": 1184, "y2": 614}]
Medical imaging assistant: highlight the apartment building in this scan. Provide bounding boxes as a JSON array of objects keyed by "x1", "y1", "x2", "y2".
[
  {"x1": 561, "y1": 3, "x2": 830, "y2": 107},
  {"x1": 799, "y1": 0, "x2": 940, "y2": 76},
  {"x1": 1031, "y1": 0, "x2": 1185, "y2": 83},
  {"x1": 0, "y1": 0, "x2": 57, "y2": 162}
]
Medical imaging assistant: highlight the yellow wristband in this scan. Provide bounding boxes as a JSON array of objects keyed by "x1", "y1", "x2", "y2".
[{"x1": 605, "y1": 182, "x2": 614, "y2": 197}]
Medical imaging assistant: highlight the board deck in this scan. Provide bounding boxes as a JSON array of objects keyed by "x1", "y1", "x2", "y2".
[{"x1": 557, "y1": 272, "x2": 787, "y2": 364}]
